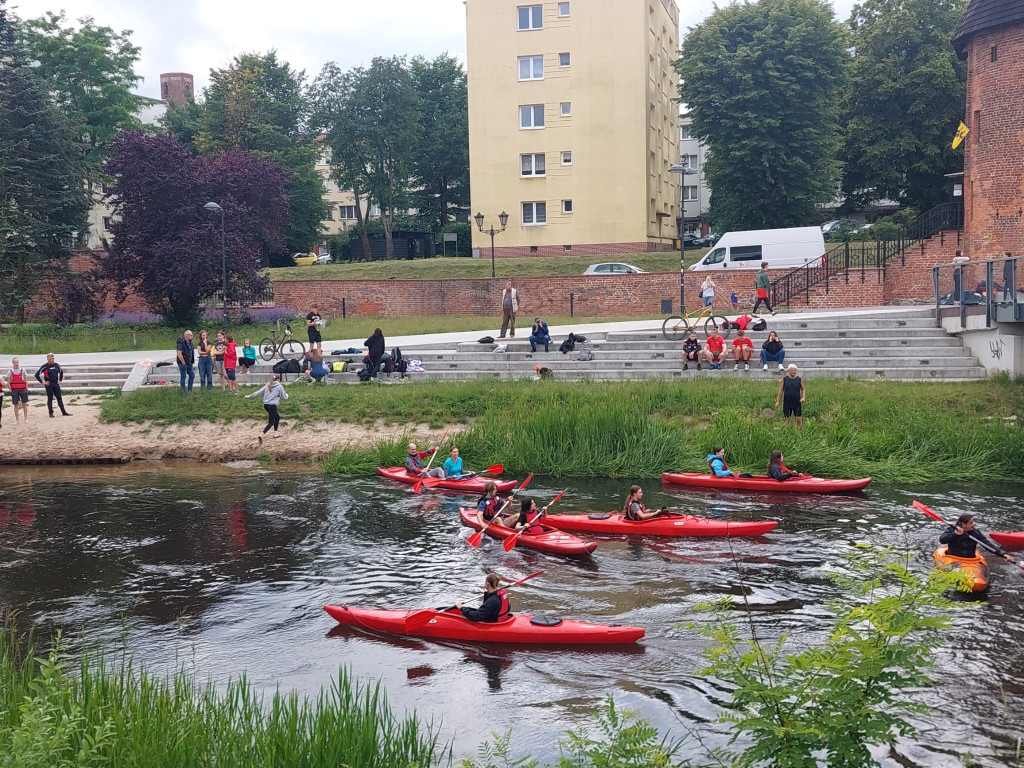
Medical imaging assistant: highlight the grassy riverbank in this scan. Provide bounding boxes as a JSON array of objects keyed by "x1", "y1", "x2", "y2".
[{"x1": 100, "y1": 378, "x2": 1024, "y2": 482}]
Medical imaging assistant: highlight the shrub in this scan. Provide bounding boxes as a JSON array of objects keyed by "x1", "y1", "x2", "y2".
[{"x1": 50, "y1": 280, "x2": 100, "y2": 327}]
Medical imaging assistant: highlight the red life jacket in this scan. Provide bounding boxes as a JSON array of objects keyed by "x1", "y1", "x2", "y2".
[
  {"x1": 625, "y1": 500, "x2": 646, "y2": 521},
  {"x1": 8, "y1": 369, "x2": 27, "y2": 390},
  {"x1": 708, "y1": 455, "x2": 729, "y2": 471},
  {"x1": 735, "y1": 315, "x2": 753, "y2": 330},
  {"x1": 496, "y1": 588, "x2": 510, "y2": 617}
]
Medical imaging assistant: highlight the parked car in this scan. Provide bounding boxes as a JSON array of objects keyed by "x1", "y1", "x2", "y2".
[
  {"x1": 692, "y1": 233, "x2": 720, "y2": 248},
  {"x1": 583, "y1": 262, "x2": 647, "y2": 275},
  {"x1": 292, "y1": 252, "x2": 318, "y2": 266},
  {"x1": 314, "y1": 253, "x2": 333, "y2": 265}
]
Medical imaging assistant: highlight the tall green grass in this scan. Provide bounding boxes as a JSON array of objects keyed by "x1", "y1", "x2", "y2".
[{"x1": 0, "y1": 620, "x2": 446, "y2": 768}]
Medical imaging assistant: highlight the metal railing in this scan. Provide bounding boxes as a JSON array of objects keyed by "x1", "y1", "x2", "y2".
[
  {"x1": 933, "y1": 253, "x2": 1024, "y2": 330},
  {"x1": 200, "y1": 282, "x2": 275, "y2": 309},
  {"x1": 772, "y1": 202, "x2": 964, "y2": 307}
]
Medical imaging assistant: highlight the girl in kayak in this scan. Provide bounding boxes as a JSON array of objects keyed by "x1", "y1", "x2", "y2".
[
  {"x1": 509, "y1": 498, "x2": 548, "y2": 530},
  {"x1": 455, "y1": 573, "x2": 509, "y2": 623},
  {"x1": 623, "y1": 486, "x2": 669, "y2": 521},
  {"x1": 476, "y1": 481, "x2": 514, "y2": 527},
  {"x1": 406, "y1": 443, "x2": 444, "y2": 478},
  {"x1": 940, "y1": 514, "x2": 1016, "y2": 562},
  {"x1": 442, "y1": 447, "x2": 475, "y2": 479},
  {"x1": 707, "y1": 447, "x2": 733, "y2": 477},
  {"x1": 767, "y1": 451, "x2": 802, "y2": 481}
]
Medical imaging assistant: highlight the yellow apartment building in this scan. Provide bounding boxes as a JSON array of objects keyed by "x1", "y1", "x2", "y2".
[{"x1": 466, "y1": 0, "x2": 680, "y2": 257}]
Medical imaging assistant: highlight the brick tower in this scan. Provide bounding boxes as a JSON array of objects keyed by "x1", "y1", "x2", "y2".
[
  {"x1": 159, "y1": 73, "x2": 194, "y2": 107},
  {"x1": 953, "y1": 0, "x2": 1024, "y2": 259}
]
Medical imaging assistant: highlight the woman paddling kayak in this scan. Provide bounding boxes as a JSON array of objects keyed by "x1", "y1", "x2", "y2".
[
  {"x1": 623, "y1": 485, "x2": 669, "y2": 521},
  {"x1": 940, "y1": 514, "x2": 1016, "y2": 563},
  {"x1": 455, "y1": 573, "x2": 510, "y2": 623},
  {"x1": 507, "y1": 497, "x2": 548, "y2": 531},
  {"x1": 442, "y1": 447, "x2": 476, "y2": 479},
  {"x1": 476, "y1": 481, "x2": 517, "y2": 528}
]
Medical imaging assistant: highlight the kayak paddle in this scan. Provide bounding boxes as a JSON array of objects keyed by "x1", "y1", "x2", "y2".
[
  {"x1": 412, "y1": 427, "x2": 449, "y2": 493},
  {"x1": 404, "y1": 569, "x2": 544, "y2": 631},
  {"x1": 912, "y1": 500, "x2": 1022, "y2": 574},
  {"x1": 467, "y1": 474, "x2": 533, "y2": 548},
  {"x1": 482, "y1": 463, "x2": 504, "y2": 475},
  {"x1": 503, "y1": 490, "x2": 567, "y2": 552}
]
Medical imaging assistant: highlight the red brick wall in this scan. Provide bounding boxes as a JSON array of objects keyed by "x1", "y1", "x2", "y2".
[
  {"x1": 963, "y1": 25, "x2": 1024, "y2": 261},
  {"x1": 883, "y1": 230, "x2": 963, "y2": 302},
  {"x1": 483, "y1": 241, "x2": 672, "y2": 258}
]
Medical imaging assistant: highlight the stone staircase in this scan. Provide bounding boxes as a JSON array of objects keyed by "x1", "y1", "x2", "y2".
[{"x1": 18, "y1": 363, "x2": 137, "y2": 393}]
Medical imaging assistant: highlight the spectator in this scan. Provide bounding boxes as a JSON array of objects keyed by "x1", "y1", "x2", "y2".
[
  {"x1": 0, "y1": 372, "x2": 4, "y2": 429},
  {"x1": 731, "y1": 290, "x2": 740, "y2": 311},
  {"x1": 213, "y1": 331, "x2": 227, "y2": 389},
  {"x1": 176, "y1": 330, "x2": 195, "y2": 392},
  {"x1": 753, "y1": 262, "x2": 776, "y2": 315},
  {"x1": 700, "y1": 276, "x2": 717, "y2": 308},
  {"x1": 34, "y1": 353, "x2": 70, "y2": 417},
  {"x1": 499, "y1": 280, "x2": 519, "y2": 339},
  {"x1": 681, "y1": 330, "x2": 702, "y2": 371},
  {"x1": 529, "y1": 317, "x2": 550, "y2": 353},
  {"x1": 224, "y1": 334, "x2": 239, "y2": 395},
  {"x1": 306, "y1": 303, "x2": 323, "y2": 352},
  {"x1": 305, "y1": 348, "x2": 330, "y2": 383},
  {"x1": 731, "y1": 329, "x2": 753, "y2": 370},
  {"x1": 239, "y1": 338, "x2": 258, "y2": 374},
  {"x1": 364, "y1": 328, "x2": 386, "y2": 377},
  {"x1": 246, "y1": 373, "x2": 289, "y2": 443},
  {"x1": 761, "y1": 331, "x2": 786, "y2": 371},
  {"x1": 5, "y1": 357, "x2": 30, "y2": 422},
  {"x1": 703, "y1": 327, "x2": 726, "y2": 369},
  {"x1": 196, "y1": 330, "x2": 214, "y2": 389},
  {"x1": 776, "y1": 364, "x2": 806, "y2": 429}
]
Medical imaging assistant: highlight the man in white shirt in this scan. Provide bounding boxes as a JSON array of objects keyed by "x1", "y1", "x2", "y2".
[{"x1": 499, "y1": 281, "x2": 519, "y2": 338}]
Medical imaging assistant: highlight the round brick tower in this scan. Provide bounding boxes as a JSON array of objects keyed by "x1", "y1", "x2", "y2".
[
  {"x1": 953, "y1": 1, "x2": 1024, "y2": 260},
  {"x1": 159, "y1": 72, "x2": 194, "y2": 107}
]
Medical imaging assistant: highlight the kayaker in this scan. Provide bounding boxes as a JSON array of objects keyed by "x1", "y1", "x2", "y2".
[
  {"x1": 511, "y1": 498, "x2": 548, "y2": 530},
  {"x1": 776, "y1": 364, "x2": 805, "y2": 429},
  {"x1": 406, "y1": 443, "x2": 444, "y2": 478},
  {"x1": 940, "y1": 514, "x2": 1015, "y2": 562},
  {"x1": 623, "y1": 486, "x2": 668, "y2": 521},
  {"x1": 443, "y1": 447, "x2": 474, "y2": 479},
  {"x1": 455, "y1": 573, "x2": 509, "y2": 623},
  {"x1": 767, "y1": 450, "x2": 802, "y2": 481},
  {"x1": 476, "y1": 481, "x2": 513, "y2": 526},
  {"x1": 707, "y1": 447, "x2": 733, "y2": 477}
]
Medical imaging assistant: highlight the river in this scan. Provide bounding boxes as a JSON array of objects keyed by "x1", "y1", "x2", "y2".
[{"x1": 0, "y1": 463, "x2": 1020, "y2": 766}]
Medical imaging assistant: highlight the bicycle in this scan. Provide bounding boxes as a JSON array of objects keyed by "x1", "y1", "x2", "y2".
[
  {"x1": 259, "y1": 325, "x2": 306, "y2": 361},
  {"x1": 661, "y1": 305, "x2": 732, "y2": 341}
]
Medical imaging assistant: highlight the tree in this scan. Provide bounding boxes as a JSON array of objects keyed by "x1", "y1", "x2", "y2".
[
  {"x1": 0, "y1": 1, "x2": 89, "y2": 320},
  {"x1": 410, "y1": 54, "x2": 469, "y2": 231},
  {"x1": 675, "y1": 0, "x2": 848, "y2": 231},
  {"x1": 841, "y1": 0, "x2": 968, "y2": 213},
  {"x1": 100, "y1": 131, "x2": 289, "y2": 325}
]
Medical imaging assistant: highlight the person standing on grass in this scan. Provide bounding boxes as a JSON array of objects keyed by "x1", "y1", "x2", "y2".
[
  {"x1": 731, "y1": 329, "x2": 753, "y2": 370},
  {"x1": 306, "y1": 304, "x2": 323, "y2": 353},
  {"x1": 224, "y1": 334, "x2": 239, "y2": 395},
  {"x1": 213, "y1": 330, "x2": 228, "y2": 388},
  {"x1": 499, "y1": 280, "x2": 519, "y2": 339},
  {"x1": 776, "y1": 364, "x2": 805, "y2": 429},
  {"x1": 176, "y1": 331, "x2": 195, "y2": 392},
  {"x1": 753, "y1": 262, "x2": 776, "y2": 315},
  {"x1": 35, "y1": 354, "x2": 70, "y2": 418},
  {"x1": 4, "y1": 358, "x2": 30, "y2": 422},
  {"x1": 196, "y1": 330, "x2": 214, "y2": 389},
  {"x1": 246, "y1": 373, "x2": 289, "y2": 443}
]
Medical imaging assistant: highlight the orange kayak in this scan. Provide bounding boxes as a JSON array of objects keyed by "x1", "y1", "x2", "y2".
[{"x1": 934, "y1": 545, "x2": 990, "y2": 592}]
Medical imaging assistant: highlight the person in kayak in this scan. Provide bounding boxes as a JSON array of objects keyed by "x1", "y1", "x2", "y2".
[
  {"x1": 623, "y1": 486, "x2": 669, "y2": 521},
  {"x1": 509, "y1": 498, "x2": 548, "y2": 530},
  {"x1": 940, "y1": 514, "x2": 1016, "y2": 563},
  {"x1": 442, "y1": 447, "x2": 475, "y2": 479},
  {"x1": 406, "y1": 443, "x2": 444, "y2": 478},
  {"x1": 707, "y1": 447, "x2": 733, "y2": 477},
  {"x1": 767, "y1": 450, "x2": 802, "y2": 481},
  {"x1": 476, "y1": 481, "x2": 514, "y2": 526},
  {"x1": 455, "y1": 573, "x2": 510, "y2": 623}
]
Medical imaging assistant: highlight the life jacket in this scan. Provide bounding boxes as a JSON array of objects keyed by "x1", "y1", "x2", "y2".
[
  {"x1": 479, "y1": 496, "x2": 502, "y2": 521},
  {"x1": 625, "y1": 500, "x2": 646, "y2": 521},
  {"x1": 496, "y1": 588, "x2": 510, "y2": 617},
  {"x1": 8, "y1": 369, "x2": 27, "y2": 390},
  {"x1": 708, "y1": 455, "x2": 728, "y2": 472}
]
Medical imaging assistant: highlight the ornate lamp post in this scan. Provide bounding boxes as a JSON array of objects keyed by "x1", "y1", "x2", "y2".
[{"x1": 474, "y1": 211, "x2": 509, "y2": 278}]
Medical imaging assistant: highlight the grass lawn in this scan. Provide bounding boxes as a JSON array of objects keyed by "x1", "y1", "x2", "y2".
[
  {"x1": 269, "y1": 250, "x2": 708, "y2": 281},
  {"x1": 100, "y1": 378, "x2": 1024, "y2": 482}
]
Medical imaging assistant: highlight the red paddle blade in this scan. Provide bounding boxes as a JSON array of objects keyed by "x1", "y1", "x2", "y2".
[
  {"x1": 412, "y1": 480, "x2": 423, "y2": 494},
  {"x1": 440, "y1": 427, "x2": 450, "y2": 443},
  {"x1": 420, "y1": 476, "x2": 445, "y2": 487},
  {"x1": 483, "y1": 463, "x2": 504, "y2": 475},
  {"x1": 512, "y1": 569, "x2": 544, "y2": 587},
  {"x1": 517, "y1": 473, "x2": 534, "y2": 492},
  {"x1": 467, "y1": 530, "x2": 483, "y2": 547},
  {"x1": 404, "y1": 608, "x2": 437, "y2": 631},
  {"x1": 549, "y1": 490, "x2": 567, "y2": 506},
  {"x1": 502, "y1": 533, "x2": 520, "y2": 552},
  {"x1": 912, "y1": 500, "x2": 945, "y2": 522}
]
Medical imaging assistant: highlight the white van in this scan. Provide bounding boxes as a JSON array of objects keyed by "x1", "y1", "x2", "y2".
[{"x1": 688, "y1": 227, "x2": 825, "y2": 271}]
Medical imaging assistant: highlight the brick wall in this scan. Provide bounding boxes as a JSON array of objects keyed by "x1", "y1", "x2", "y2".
[{"x1": 883, "y1": 230, "x2": 963, "y2": 302}]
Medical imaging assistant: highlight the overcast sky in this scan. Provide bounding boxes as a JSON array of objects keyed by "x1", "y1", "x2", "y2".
[{"x1": 11, "y1": 0, "x2": 860, "y2": 99}]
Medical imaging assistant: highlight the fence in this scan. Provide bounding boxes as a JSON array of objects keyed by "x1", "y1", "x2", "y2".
[
  {"x1": 200, "y1": 282, "x2": 275, "y2": 309},
  {"x1": 933, "y1": 254, "x2": 1024, "y2": 330}
]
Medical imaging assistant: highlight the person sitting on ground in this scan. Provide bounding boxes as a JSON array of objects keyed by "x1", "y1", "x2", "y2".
[
  {"x1": 703, "y1": 328, "x2": 726, "y2": 369},
  {"x1": 761, "y1": 331, "x2": 785, "y2": 371},
  {"x1": 682, "y1": 331, "x2": 702, "y2": 371},
  {"x1": 405, "y1": 442, "x2": 444, "y2": 478},
  {"x1": 239, "y1": 338, "x2": 258, "y2": 373},
  {"x1": 732, "y1": 329, "x2": 753, "y2": 370},
  {"x1": 455, "y1": 573, "x2": 509, "y2": 623},
  {"x1": 529, "y1": 317, "x2": 551, "y2": 353},
  {"x1": 706, "y1": 446, "x2": 733, "y2": 477},
  {"x1": 304, "y1": 348, "x2": 330, "y2": 383},
  {"x1": 622, "y1": 485, "x2": 668, "y2": 521},
  {"x1": 364, "y1": 328, "x2": 386, "y2": 377},
  {"x1": 940, "y1": 513, "x2": 1015, "y2": 563},
  {"x1": 767, "y1": 450, "x2": 802, "y2": 481},
  {"x1": 442, "y1": 447, "x2": 475, "y2": 479}
]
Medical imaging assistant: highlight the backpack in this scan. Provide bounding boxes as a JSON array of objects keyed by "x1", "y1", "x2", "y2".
[
  {"x1": 751, "y1": 318, "x2": 768, "y2": 331},
  {"x1": 272, "y1": 359, "x2": 290, "y2": 375},
  {"x1": 559, "y1": 333, "x2": 577, "y2": 355},
  {"x1": 357, "y1": 367, "x2": 374, "y2": 382},
  {"x1": 391, "y1": 347, "x2": 403, "y2": 367},
  {"x1": 379, "y1": 353, "x2": 395, "y2": 375},
  {"x1": 576, "y1": 347, "x2": 593, "y2": 362},
  {"x1": 478, "y1": 336, "x2": 495, "y2": 344}
]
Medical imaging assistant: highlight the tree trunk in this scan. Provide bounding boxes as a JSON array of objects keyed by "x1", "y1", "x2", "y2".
[
  {"x1": 382, "y1": 206, "x2": 395, "y2": 260},
  {"x1": 352, "y1": 189, "x2": 373, "y2": 262}
]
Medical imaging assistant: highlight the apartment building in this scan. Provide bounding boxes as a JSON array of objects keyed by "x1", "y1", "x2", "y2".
[
  {"x1": 466, "y1": 0, "x2": 680, "y2": 256},
  {"x1": 315, "y1": 145, "x2": 366, "y2": 251},
  {"x1": 677, "y1": 113, "x2": 710, "y2": 236}
]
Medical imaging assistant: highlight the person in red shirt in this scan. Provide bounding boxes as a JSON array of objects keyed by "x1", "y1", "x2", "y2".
[
  {"x1": 703, "y1": 328, "x2": 726, "y2": 369},
  {"x1": 224, "y1": 334, "x2": 239, "y2": 395},
  {"x1": 731, "y1": 329, "x2": 753, "y2": 371}
]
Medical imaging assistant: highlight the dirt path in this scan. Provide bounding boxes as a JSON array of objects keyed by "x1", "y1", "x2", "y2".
[{"x1": 0, "y1": 395, "x2": 432, "y2": 464}]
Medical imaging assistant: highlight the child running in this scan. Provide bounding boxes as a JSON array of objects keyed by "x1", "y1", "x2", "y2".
[{"x1": 245, "y1": 373, "x2": 289, "y2": 443}]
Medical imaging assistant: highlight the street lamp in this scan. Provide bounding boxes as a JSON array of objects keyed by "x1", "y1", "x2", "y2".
[
  {"x1": 669, "y1": 164, "x2": 700, "y2": 314},
  {"x1": 203, "y1": 202, "x2": 228, "y2": 325},
  {"x1": 475, "y1": 211, "x2": 509, "y2": 278}
]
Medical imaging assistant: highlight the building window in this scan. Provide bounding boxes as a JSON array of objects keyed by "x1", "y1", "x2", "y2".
[
  {"x1": 564, "y1": 244, "x2": 572, "y2": 251},
  {"x1": 530, "y1": 246, "x2": 539, "y2": 253},
  {"x1": 102, "y1": 216, "x2": 112, "y2": 231},
  {"x1": 560, "y1": 101, "x2": 572, "y2": 116},
  {"x1": 682, "y1": 185, "x2": 698, "y2": 201},
  {"x1": 518, "y1": 55, "x2": 544, "y2": 80},
  {"x1": 562, "y1": 199, "x2": 573, "y2": 214},
  {"x1": 559, "y1": 52, "x2": 571, "y2": 67},
  {"x1": 521, "y1": 153, "x2": 546, "y2": 176},
  {"x1": 991, "y1": 45, "x2": 998, "y2": 62},
  {"x1": 339, "y1": 205, "x2": 356, "y2": 220},
  {"x1": 974, "y1": 109, "x2": 981, "y2": 142},
  {"x1": 517, "y1": 5, "x2": 542, "y2": 30},
  {"x1": 558, "y1": 2, "x2": 570, "y2": 16},
  {"x1": 561, "y1": 151, "x2": 572, "y2": 165},
  {"x1": 522, "y1": 201, "x2": 547, "y2": 225},
  {"x1": 520, "y1": 104, "x2": 545, "y2": 129},
  {"x1": 369, "y1": 203, "x2": 381, "y2": 217},
  {"x1": 681, "y1": 154, "x2": 698, "y2": 169},
  {"x1": 318, "y1": 150, "x2": 331, "y2": 165},
  {"x1": 680, "y1": 124, "x2": 692, "y2": 140}
]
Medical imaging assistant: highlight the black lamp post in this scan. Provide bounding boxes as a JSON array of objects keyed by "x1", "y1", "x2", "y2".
[
  {"x1": 669, "y1": 164, "x2": 700, "y2": 314},
  {"x1": 475, "y1": 210, "x2": 509, "y2": 278},
  {"x1": 203, "y1": 202, "x2": 228, "y2": 324}
]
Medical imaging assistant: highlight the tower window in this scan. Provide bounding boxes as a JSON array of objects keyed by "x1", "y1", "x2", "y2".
[{"x1": 991, "y1": 46, "x2": 998, "y2": 63}]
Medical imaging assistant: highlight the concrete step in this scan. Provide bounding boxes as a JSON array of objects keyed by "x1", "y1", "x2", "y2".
[{"x1": 603, "y1": 328, "x2": 950, "y2": 343}]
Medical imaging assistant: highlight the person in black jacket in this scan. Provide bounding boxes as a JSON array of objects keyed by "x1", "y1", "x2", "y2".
[
  {"x1": 681, "y1": 331, "x2": 702, "y2": 371},
  {"x1": 456, "y1": 573, "x2": 510, "y2": 622},
  {"x1": 35, "y1": 354, "x2": 70, "y2": 418},
  {"x1": 940, "y1": 514, "x2": 1015, "y2": 562},
  {"x1": 766, "y1": 451, "x2": 801, "y2": 481},
  {"x1": 364, "y1": 328, "x2": 386, "y2": 377}
]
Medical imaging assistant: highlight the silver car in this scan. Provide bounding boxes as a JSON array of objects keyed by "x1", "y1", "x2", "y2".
[{"x1": 583, "y1": 262, "x2": 646, "y2": 275}]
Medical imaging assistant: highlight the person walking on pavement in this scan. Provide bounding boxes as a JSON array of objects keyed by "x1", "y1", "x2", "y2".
[
  {"x1": 4, "y1": 358, "x2": 30, "y2": 422},
  {"x1": 176, "y1": 330, "x2": 195, "y2": 392},
  {"x1": 35, "y1": 354, "x2": 70, "y2": 417},
  {"x1": 753, "y1": 262, "x2": 776, "y2": 315},
  {"x1": 499, "y1": 280, "x2": 519, "y2": 338}
]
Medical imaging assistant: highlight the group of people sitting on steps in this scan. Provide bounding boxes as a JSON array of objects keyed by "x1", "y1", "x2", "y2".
[{"x1": 682, "y1": 330, "x2": 787, "y2": 371}]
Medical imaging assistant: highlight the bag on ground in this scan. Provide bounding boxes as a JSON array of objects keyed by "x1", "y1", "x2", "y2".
[
  {"x1": 751, "y1": 318, "x2": 768, "y2": 331},
  {"x1": 272, "y1": 359, "x2": 290, "y2": 375},
  {"x1": 576, "y1": 346, "x2": 593, "y2": 362},
  {"x1": 478, "y1": 336, "x2": 495, "y2": 344},
  {"x1": 559, "y1": 333, "x2": 577, "y2": 354}
]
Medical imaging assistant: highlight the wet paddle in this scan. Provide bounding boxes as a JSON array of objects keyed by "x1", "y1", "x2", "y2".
[
  {"x1": 435, "y1": 463, "x2": 505, "y2": 483},
  {"x1": 912, "y1": 500, "x2": 1022, "y2": 574},
  {"x1": 502, "y1": 490, "x2": 567, "y2": 552},
  {"x1": 404, "y1": 569, "x2": 544, "y2": 631},
  {"x1": 467, "y1": 474, "x2": 533, "y2": 548},
  {"x1": 412, "y1": 428, "x2": 449, "y2": 493}
]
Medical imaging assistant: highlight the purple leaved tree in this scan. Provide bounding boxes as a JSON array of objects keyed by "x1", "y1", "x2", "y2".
[{"x1": 100, "y1": 131, "x2": 290, "y2": 326}]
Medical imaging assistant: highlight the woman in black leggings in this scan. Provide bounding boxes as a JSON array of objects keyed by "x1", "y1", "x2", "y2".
[{"x1": 245, "y1": 374, "x2": 289, "y2": 443}]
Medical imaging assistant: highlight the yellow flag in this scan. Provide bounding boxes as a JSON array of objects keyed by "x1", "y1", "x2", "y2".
[{"x1": 952, "y1": 121, "x2": 970, "y2": 150}]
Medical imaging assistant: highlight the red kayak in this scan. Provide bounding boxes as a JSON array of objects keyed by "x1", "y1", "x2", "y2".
[
  {"x1": 543, "y1": 512, "x2": 777, "y2": 538},
  {"x1": 458, "y1": 508, "x2": 597, "y2": 557},
  {"x1": 324, "y1": 605, "x2": 644, "y2": 645},
  {"x1": 990, "y1": 532, "x2": 1024, "y2": 548},
  {"x1": 377, "y1": 466, "x2": 518, "y2": 494},
  {"x1": 662, "y1": 472, "x2": 872, "y2": 493}
]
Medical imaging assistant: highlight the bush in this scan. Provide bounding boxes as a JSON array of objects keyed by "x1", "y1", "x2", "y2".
[
  {"x1": 50, "y1": 279, "x2": 100, "y2": 327},
  {"x1": 441, "y1": 221, "x2": 472, "y2": 258}
]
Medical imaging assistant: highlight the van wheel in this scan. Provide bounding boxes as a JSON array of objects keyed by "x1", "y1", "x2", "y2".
[{"x1": 705, "y1": 316, "x2": 732, "y2": 339}]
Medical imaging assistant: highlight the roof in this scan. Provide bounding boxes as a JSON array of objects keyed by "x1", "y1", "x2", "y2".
[{"x1": 952, "y1": 0, "x2": 1024, "y2": 58}]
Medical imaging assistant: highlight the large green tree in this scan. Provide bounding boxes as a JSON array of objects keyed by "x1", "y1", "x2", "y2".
[
  {"x1": 0, "y1": 1, "x2": 89, "y2": 320},
  {"x1": 841, "y1": 0, "x2": 968, "y2": 213},
  {"x1": 676, "y1": 0, "x2": 848, "y2": 231}
]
